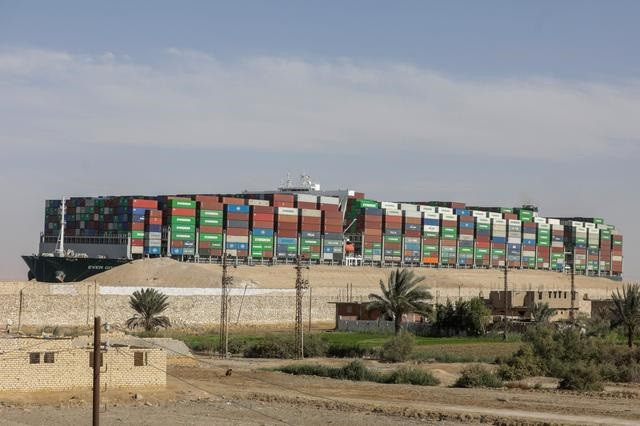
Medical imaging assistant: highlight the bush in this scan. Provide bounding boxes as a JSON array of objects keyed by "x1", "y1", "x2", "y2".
[
  {"x1": 497, "y1": 345, "x2": 544, "y2": 381},
  {"x1": 454, "y1": 365, "x2": 503, "y2": 388},
  {"x1": 327, "y1": 344, "x2": 371, "y2": 358},
  {"x1": 380, "y1": 330, "x2": 415, "y2": 363},
  {"x1": 243, "y1": 334, "x2": 329, "y2": 359},
  {"x1": 388, "y1": 367, "x2": 440, "y2": 386},
  {"x1": 275, "y1": 360, "x2": 439, "y2": 386},
  {"x1": 558, "y1": 363, "x2": 604, "y2": 392},
  {"x1": 432, "y1": 298, "x2": 491, "y2": 337}
]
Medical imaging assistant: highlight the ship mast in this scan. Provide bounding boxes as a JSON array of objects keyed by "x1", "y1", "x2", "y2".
[{"x1": 56, "y1": 196, "x2": 66, "y2": 257}]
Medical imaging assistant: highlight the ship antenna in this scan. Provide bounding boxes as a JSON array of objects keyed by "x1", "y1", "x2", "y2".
[{"x1": 56, "y1": 196, "x2": 66, "y2": 257}]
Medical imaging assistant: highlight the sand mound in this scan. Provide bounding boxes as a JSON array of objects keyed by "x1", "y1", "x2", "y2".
[{"x1": 86, "y1": 258, "x2": 620, "y2": 295}]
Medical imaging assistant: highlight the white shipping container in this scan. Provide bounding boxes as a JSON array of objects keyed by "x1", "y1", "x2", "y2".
[
  {"x1": 492, "y1": 218, "x2": 506, "y2": 225},
  {"x1": 508, "y1": 219, "x2": 522, "y2": 226},
  {"x1": 276, "y1": 207, "x2": 298, "y2": 216},
  {"x1": 248, "y1": 199, "x2": 270, "y2": 206},
  {"x1": 442, "y1": 214, "x2": 457, "y2": 221},
  {"x1": 523, "y1": 251, "x2": 535, "y2": 256},
  {"x1": 476, "y1": 217, "x2": 490, "y2": 224},
  {"x1": 131, "y1": 246, "x2": 144, "y2": 254},
  {"x1": 584, "y1": 222, "x2": 596, "y2": 229},
  {"x1": 534, "y1": 217, "x2": 547, "y2": 224},
  {"x1": 612, "y1": 255, "x2": 623, "y2": 261},
  {"x1": 145, "y1": 231, "x2": 161, "y2": 239},
  {"x1": 488, "y1": 212, "x2": 502, "y2": 219},
  {"x1": 424, "y1": 212, "x2": 439, "y2": 220},
  {"x1": 547, "y1": 218, "x2": 561, "y2": 225},
  {"x1": 300, "y1": 209, "x2": 321, "y2": 217},
  {"x1": 296, "y1": 194, "x2": 317, "y2": 203},
  {"x1": 418, "y1": 205, "x2": 436, "y2": 213},
  {"x1": 472, "y1": 211, "x2": 487, "y2": 218},
  {"x1": 145, "y1": 239, "x2": 162, "y2": 246},
  {"x1": 508, "y1": 237, "x2": 521, "y2": 244},
  {"x1": 227, "y1": 235, "x2": 249, "y2": 243},
  {"x1": 384, "y1": 209, "x2": 402, "y2": 216},
  {"x1": 380, "y1": 201, "x2": 398, "y2": 209},
  {"x1": 552, "y1": 241, "x2": 564, "y2": 248},
  {"x1": 400, "y1": 203, "x2": 418, "y2": 211},
  {"x1": 423, "y1": 225, "x2": 439, "y2": 232},
  {"x1": 404, "y1": 237, "x2": 420, "y2": 243},
  {"x1": 459, "y1": 234, "x2": 474, "y2": 241},
  {"x1": 319, "y1": 196, "x2": 339, "y2": 205},
  {"x1": 538, "y1": 223, "x2": 550, "y2": 230},
  {"x1": 571, "y1": 221, "x2": 584, "y2": 227},
  {"x1": 437, "y1": 207, "x2": 453, "y2": 214},
  {"x1": 404, "y1": 210, "x2": 421, "y2": 219}
]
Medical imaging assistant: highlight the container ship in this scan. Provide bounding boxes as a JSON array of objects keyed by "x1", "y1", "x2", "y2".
[{"x1": 23, "y1": 175, "x2": 623, "y2": 282}]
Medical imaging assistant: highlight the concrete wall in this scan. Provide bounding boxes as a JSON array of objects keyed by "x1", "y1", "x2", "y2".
[
  {"x1": 0, "y1": 337, "x2": 165, "y2": 392},
  {"x1": 0, "y1": 281, "x2": 614, "y2": 328}
]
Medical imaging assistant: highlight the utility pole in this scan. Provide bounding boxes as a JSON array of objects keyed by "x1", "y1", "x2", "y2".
[
  {"x1": 219, "y1": 255, "x2": 232, "y2": 358},
  {"x1": 92, "y1": 316, "x2": 101, "y2": 426},
  {"x1": 569, "y1": 258, "x2": 576, "y2": 323},
  {"x1": 503, "y1": 266, "x2": 509, "y2": 340},
  {"x1": 308, "y1": 286, "x2": 313, "y2": 333},
  {"x1": 295, "y1": 257, "x2": 309, "y2": 359}
]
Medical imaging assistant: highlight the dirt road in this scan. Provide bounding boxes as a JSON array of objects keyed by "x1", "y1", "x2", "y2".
[{"x1": 1, "y1": 357, "x2": 638, "y2": 425}]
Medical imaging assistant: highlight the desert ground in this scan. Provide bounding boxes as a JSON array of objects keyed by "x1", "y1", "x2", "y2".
[{"x1": 1, "y1": 356, "x2": 639, "y2": 425}]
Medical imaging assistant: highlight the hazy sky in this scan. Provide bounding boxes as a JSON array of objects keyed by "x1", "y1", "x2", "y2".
[{"x1": 1, "y1": 1, "x2": 638, "y2": 280}]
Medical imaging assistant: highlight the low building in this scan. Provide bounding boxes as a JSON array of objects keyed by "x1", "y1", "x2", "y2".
[
  {"x1": 331, "y1": 301, "x2": 427, "y2": 329},
  {"x1": 488, "y1": 290, "x2": 581, "y2": 321},
  {"x1": 0, "y1": 335, "x2": 166, "y2": 392}
]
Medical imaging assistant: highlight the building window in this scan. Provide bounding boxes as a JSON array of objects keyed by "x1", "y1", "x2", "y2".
[
  {"x1": 89, "y1": 352, "x2": 103, "y2": 368},
  {"x1": 134, "y1": 351, "x2": 148, "y2": 367},
  {"x1": 44, "y1": 352, "x2": 55, "y2": 364},
  {"x1": 29, "y1": 352, "x2": 40, "y2": 364},
  {"x1": 564, "y1": 292, "x2": 567, "y2": 299},
  {"x1": 548, "y1": 291, "x2": 552, "y2": 298},
  {"x1": 538, "y1": 292, "x2": 542, "y2": 300}
]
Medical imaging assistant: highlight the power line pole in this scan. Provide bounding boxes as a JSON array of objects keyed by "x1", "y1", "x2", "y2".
[
  {"x1": 569, "y1": 256, "x2": 576, "y2": 323},
  {"x1": 219, "y1": 255, "x2": 232, "y2": 358},
  {"x1": 503, "y1": 266, "x2": 509, "y2": 340},
  {"x1": 92, "y1": 316, "x2": 101, "y2": 426},
  {"x1": 295, "y1": 257, "x2": 309, "y2": 359}
]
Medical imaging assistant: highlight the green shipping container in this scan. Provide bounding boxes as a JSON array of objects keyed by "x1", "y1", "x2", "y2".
[
  {"x1": 171, "y1": 216, "x2": 196, "y2": 225},
  {"x1": 169, "y1": 199, "x2": 196, "y2": 209},
  {"x1": 384, "y1": 236, "x2": 401, "y2": 243},
  {"x1": 200, "y1": 233, "x2": 222, "y2": 242},
  {"x1": 172, "y1": 232, "x2": 195, "y2": 241},
  {"x1": 200, "y1": 210, "x2": 222, "y2": 218},
  {"x1": 252, "y1": 236, "x2": 273, "y2": 244},
  {"x1": 131, "y1": 230, "x2": 145, "y2": 239},
  {"x1": 200, "y1": 217, "x2": 222, "y2": 226},
  {"x1": 174, "y1": 224, "x2": 195, "y2": 232}
]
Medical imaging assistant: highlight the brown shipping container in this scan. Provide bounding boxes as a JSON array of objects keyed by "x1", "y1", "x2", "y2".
[
  {"x1": 227, "y1": 212, "x2": 249, "y2": 221},
  {"x1": 278, "y1": 230, "x2": 297, "y2": 238},
  {"x1": 277, "y1": 215, "x2": 298, "y2": 223},
  {"x1": 252, "y1": 220, "x2": 274, "y2": 229},
  {"x1": 227, "y1": 228, "x2": 249, "y2": 236},
  {"x1": 222, "y1": 197, "x2": 245, "y2": 205},
  {"x1": 323, "y1": 225, "x2": 343, "y2": 233},
  {"x1": 199, "y1": 225, "x2": 222, "y2": 234}
]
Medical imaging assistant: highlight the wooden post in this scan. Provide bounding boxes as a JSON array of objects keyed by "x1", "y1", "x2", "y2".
[
  {"x1": 93, "y1": 316, "x2": 101, "y2": 426},
  {"x1": 308, "y1": 286, "x2": 312, "y2": 333}
]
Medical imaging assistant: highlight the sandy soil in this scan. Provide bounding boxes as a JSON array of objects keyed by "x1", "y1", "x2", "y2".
[
  {"x1": 85, "y1": 258, "x2": 620, "y2": 294},
  {"x1": 1, "y1": 357, "x2": 638, "y2": 425}
]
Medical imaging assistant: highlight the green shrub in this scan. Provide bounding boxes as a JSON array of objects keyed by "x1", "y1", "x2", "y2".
[
  {"x1": 244, "y1": 334, "x2": 329, "y2": 359},
  {"x1": 380, "y1": 330, "x2": 415, "y2": 363},
  {"x1": 327, "y1": 344, "x2": 370, "y2": 358},
  {"x1": 454, "y1": 365, "x2": 503, "y2": 388},
  {"x1": 497, "y1": 345, "x2": 544, "y2": 380},
  {"x1": 275, "y1": 360, "x2": 439, "y2": 387},
  {"x1": 558, "y1": 363, "x2": 604, "y2": 392},
  {"x1": 388, "y1": 367, "x2": 440, "y2": 386}
]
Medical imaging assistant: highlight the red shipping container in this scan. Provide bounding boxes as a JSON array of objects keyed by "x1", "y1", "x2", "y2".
[
  {"x1": 199, "y1": 241, "x2": 211, "y2": 248},
  {"x1": 227, "y1": 212, "x2": 249, "y2": 221},
  {"x1": 132, "y1": 199, "x2": 158, "y2": 209},
  {"x1": 227, "y1": 228, "x2": 248, "y2": 236},
  {"x1": 251, "y1": 206, "x2": 274, "y2": 214},
  {"x1": 199, "y1": 225, "x2": 222, "y2": 233},
  {"x1": 131, "y1": 238, "x2": 144, "y2": 246},
  {"x1": 171, "y1": 241, "x2": 184, "y2": 248},
  {"x1": 222, "y1": 197, "x2": 245, "y2": 205},
  {"x1": 146, "y1": 210, "x2": 163, "y2": 217},
  {"x1": 252, "y1": 221, "x2": 274, "y2": 229},
  {"x1": 278, "y1": 230, "x2": 297, "y2": 238},
  {"x1": 199, "y1": 202, "x2": 223, "y2": 210},
  {"x1": 323, "y1": 225, "x2": 343, "y2": 233},
  {"x1": 296, "y1": 202, "x2": 316, "y2": 209},
  {"x1": 130, "y1": 222, "x2": 144, "y2": 231},
  {"x1": 277, "y1": 222, "x2": 298, "y2": 231},
  {"x1": 277, "y1": 215, "x2": 298, "y2": 223},
  {"x1": 319, "y1": 204, "x2": 339, "y2": 211},
  {"x1": 170, "y1": 208, "x2": 196, "y2": 217},
  {"x1": 459, "y1": 216, "x2": 474, "y2": 222},
  {"x1": 147, "y1": 217, "x2": 162, "y2": 225},
  {"x1": 251, "y1": 214, "x2": 274, "y2": 222}
]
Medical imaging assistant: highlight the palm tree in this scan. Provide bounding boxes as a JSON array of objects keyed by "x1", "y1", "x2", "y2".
[
  {"x1": 126, "y1": 288, "x2": 171, "y2": 332},
  {"x1": 610, "y1": 283, "x2": 640, "y2": 348},
  {"x1": 367, "y1": 268, "x2": 432, "y2": 335},
  {"x1": 530, "y1": 302, "x2": 554, "y2": 323}
]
